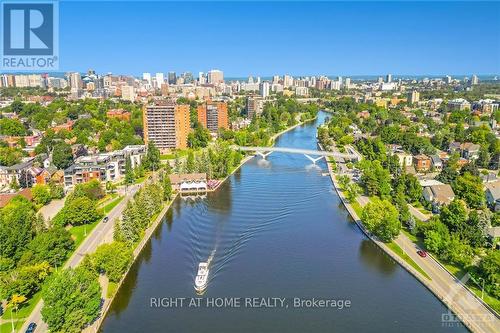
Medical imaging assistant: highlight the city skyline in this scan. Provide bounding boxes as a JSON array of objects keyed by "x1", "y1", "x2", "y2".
[{"x1": 46, "y1": 1, "x2": 500, "y2": 76}]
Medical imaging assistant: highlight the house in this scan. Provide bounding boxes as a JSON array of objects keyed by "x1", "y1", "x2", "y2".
[
  {"x1": 448, "y1": 141, "x2": 462, "y2": 154},
  {"x1": 430, "y1": 155, "x2": 443, "y2": 171},
  {"x1": 487, "y1": 227, "x2": 500, "y2": 249},
  {"x1": 0, "y1": 158, "x2": 35, "y2": 189},
  {"x1": 356, "y1": 110, "x2": 370, "y2": 120},
  {"x1": 461, "y1": 143, "x2": 480, "y2": 160},
  {"x1": 484, "y1": 180, "x2": 500, "y2": 209},
  {"x1": 169, "y1": 173, "x2": 207, "y2": 192},
  {"x1": 480, "y1": 172, "x2": 497, "y2": 183},
  {"x1": 107, "y1": 108, "x2": 131, "y2": 121},
  {"x1": 0, "y1": 188, "x2": 33, "y2": 208},
  {"x1": 423, "y1": 184, "x2": 455, "y2": 211},
  {"x1": 395, "y1": 152, "x2": 413, "y2": 167},
  {"x1": 447, "y1": 98, "x2": 471, "y2": 111},
  {"x1": 414, "y1": 154, "x2": 431, "y2": 172}
]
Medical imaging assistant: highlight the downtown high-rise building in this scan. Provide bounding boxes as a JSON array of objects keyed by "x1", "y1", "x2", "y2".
[
  {"x1": 207, "y1": 69, "x2": 224, "y2": 84},
  {"x1": 407, "y1": 90, "x2": 420, "y2": 105},
  {"x1": 168, "y1": 72, "x2": 177, "y2": 85},
  {"x1": 259, "y1": 81, "x2": 270, "y2": 98},
  {"x1": 69, "y1": 72, "x2": 83, "y2": 90},
  {"x1": 143, "y1": 101, "x2": 190, "y2": 150},
  {"x1": 143, "y1": 73, "x2": 152, "y2": 85},
  {"x1": 386, "y1": 74, "x2": 392, "y2": 83},
  {"x1": 197, "y1": 101, "x2": 228, "y2": 133},
  {"x1": 155, "y1": 73, "x2": 165, "y2": 88},
  {"x1": 471, "y1": 74, "x2": 479, "y2": 85}
]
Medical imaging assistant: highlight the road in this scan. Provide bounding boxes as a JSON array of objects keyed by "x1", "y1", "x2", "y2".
[
  {"x1": 408, "y1": 204, "x2": 431, "y2": 222},
  {"x1": 357, "y1": 194, "x2": 499, "y2": 333},
  {"x1": 19, "y1": 183, "x2": 142, "y2": 333}
]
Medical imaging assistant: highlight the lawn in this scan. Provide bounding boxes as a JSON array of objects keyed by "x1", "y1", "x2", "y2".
[
  {"x1": 350, "y1": 200, "x2": 363, "y2": 217},
  {"x1": 97, "y1": 193, "x2": 118, "y2": 207},
  {"x1": 107, "y1": 281, "x2": 119, "y2": 298},
  {"x1": 103, "y1": 196, "x2": 124, "y2": 214},
  {"x1": 69, "y1": 219, "x2": 100, "y2": 249},
  {"x1": 160, "y1": 149, "x2": 189, "y2": 160},
  {"x1": 386, "y1": 241, "x2": 431, "y2": 280}
]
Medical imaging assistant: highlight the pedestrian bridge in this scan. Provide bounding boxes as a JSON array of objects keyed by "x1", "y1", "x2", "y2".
[{"x1": 232, "y1": 146, "x2": 358, "y2": 164}]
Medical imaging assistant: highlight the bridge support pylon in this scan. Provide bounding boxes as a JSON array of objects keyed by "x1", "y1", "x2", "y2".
[
  {"x1": 256, "y1": 151, "x2": 273, "y2": 159},
  {"x1": 304, "y1": 154, "x2": 324, "y2": 164}
]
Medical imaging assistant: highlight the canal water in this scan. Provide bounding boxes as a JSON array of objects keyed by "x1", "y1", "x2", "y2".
[{"x1": 101, "y1": 112, "x2": 467, "y2": 333}]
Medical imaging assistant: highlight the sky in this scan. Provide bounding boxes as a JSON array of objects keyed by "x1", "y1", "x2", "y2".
[{"x1": 57, "y1": 1, "x2": 500, "y2": 77}]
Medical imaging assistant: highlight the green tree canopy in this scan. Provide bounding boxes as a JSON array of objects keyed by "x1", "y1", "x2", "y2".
[{"x1": 361, "y1": 199, "x2": 401, "y2": 242}]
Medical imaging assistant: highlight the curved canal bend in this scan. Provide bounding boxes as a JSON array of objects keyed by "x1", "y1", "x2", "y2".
[{"x1": 101, "y1": 112, "x2": 468, "y2": 333}]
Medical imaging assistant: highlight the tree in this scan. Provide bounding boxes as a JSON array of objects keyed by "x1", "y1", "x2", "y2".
[
  {"x1": 32, "y1": 184, "x2": 52, "y2": 206},
  {"x1": 124, "y1": 157, "x2": 134, "y2": 185},
  {"x1": 58, "y1": 197, "x2": 102, "y2": 227},
  {"x1": 440, "y1": 199, "x2": 468, "y2": 233},
  {"x1": 115, "y1": 201, "x2": 141, "y2": 243},
  {"x1": 186, "y1": 151, "x2": 195, "y2": 173},
  {"x1": 337, "y1": 175, "x2": 350, "y2": 190},
  {"x1": 452, "y1": 172, "x2": 485, "y2": 209},
  {"x1": 0, "y1": 262, "x2": 51, "y2": 300},
  {"x1": 52, "y1": 142, "x2": 74, "y2": 170},
  {"x1": 0, "y1": 147, "x2": 23, "y2": 167},
  {"x1": 345, "y1": 183, "x2": 361, "y2": 203},
  {"x1": 443, "y1": 235, "x2": 473, "y2": 267},
  {"x1": 405, "y1": 174, "x2": 422, "y2": 203},
  {"x1": 106, "y1": 181, "x2": 117, "y2": 194},
  {"x1": 423, "y1": 220, "x2": 450, "y2": 255},
  {"x1": 87, "y1": 242, "x2": 132, "y2": 282},
  {"x1": 144, "y1": 141, "x2": 160, "y2": 171},
  {"x1": 0, "y1": 196, "x2": 35, "y2": 260},
  {"x1": 477, "y1": 251, "x2": 500, "y2": 298},
  {"x1": 41, "y1": 267, "x2": 101, "y2": 333},
  {"x1": 188, "y1": 125, "x2": 211, "y2": 148},
  {"x1": 49, "y1": 182, "x2": 65, "y2": 199},
  {"x1": 18, "y1": 227, "x2": 74, "y2": 267},
  {"x1": 163, "y1": 176, "x2": 173, "y2": 201},
  {"x1": 0, "y1": 118, "x2": 27, "y2": 136},
  {"x1": 361, "y1": 199, "x2": 401, "y2": 242}
]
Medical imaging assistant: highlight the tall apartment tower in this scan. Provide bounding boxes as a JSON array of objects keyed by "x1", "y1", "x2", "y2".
[
  {"x1": 247, "y1": 96, "x2": 264, "y2": 118},
  {"x1": 259, "y1": 82, "x2": 270, "y2": 98},
  {"x1": 168, "y1": 72, "x2": 176, "y2": 85},
  {"x1": 207, "y1": 69, "x2": 224, "y2": 84},
  {"x1": 143, "y1": 102, "x2": 191, "y2": 151},
  {"x1": 407, "y1": 90, "x2": 420, "y2": 105},
  {"x1": 197, "y1": 102, "x2": 228, "y2": 133},
  {"x1": 69, "y1": 72, "x2": 83, "y2": 90}
]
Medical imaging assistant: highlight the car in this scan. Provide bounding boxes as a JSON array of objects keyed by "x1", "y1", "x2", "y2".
[
  {"x1": 103, "y1": 216, "x2": 109, "y2": 223},
  {"x1": 25, "y1": 322, "x2": 37, "y2": 333},
  {"x1": 417, "y1": 250, "x2": 427, "y2": 258}
]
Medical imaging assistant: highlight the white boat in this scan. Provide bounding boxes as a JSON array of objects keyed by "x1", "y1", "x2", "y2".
[{"x1": 194, "y1": 262, "x2": 209, "y2": 293}]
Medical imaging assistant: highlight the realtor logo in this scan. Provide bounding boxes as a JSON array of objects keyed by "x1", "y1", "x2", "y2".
[{"x1": 1, "y1": 0, "x2": 59, "y2": 70}]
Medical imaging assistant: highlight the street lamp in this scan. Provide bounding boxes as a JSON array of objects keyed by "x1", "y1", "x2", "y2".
[{"x1": 478, "y1": 277, "x2": 485, "y2": 300}]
